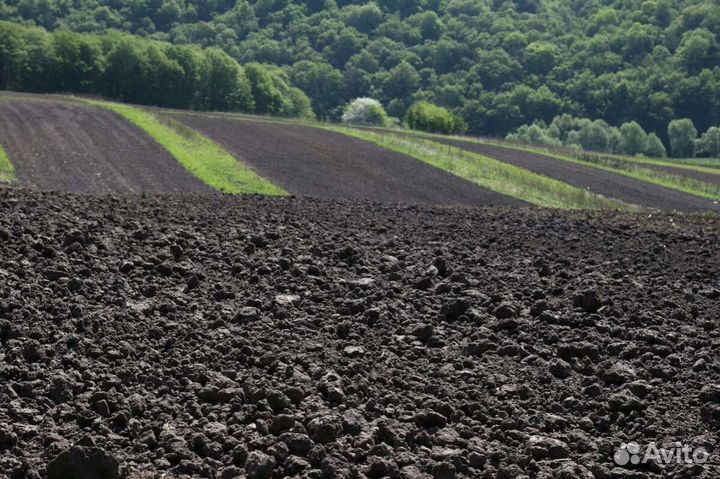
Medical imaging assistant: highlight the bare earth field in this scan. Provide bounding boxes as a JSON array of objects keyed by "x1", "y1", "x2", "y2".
[
  {"x1": 171, "y1": 115, "x2": 522, "y2": 206},
  {"x1": 1, "y1": 188, "x2": 719, "y2": 479},
  {"x1": 430, "y1": 138, "x2": 720, "y2": 213},
  {"x1": 0, "y1": 101, "x2": 210, "y2": 194}
]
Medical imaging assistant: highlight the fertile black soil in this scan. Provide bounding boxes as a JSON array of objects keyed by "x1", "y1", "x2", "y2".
[
  {"x1": 621, "y1": 161, "x2": 720, "y2": 187},
  {"x1": 1, "y1": 188, "x2": 719, "y2": 479},
  {"x1": 0, "y1": 101, "x2": 211, "y2": 194},
  {"x1": 170, "y1": 115, "x2": 522, "y2": 206},
  {"x1": 431, "y1": 138, "x2": 720, "y2": 213}
]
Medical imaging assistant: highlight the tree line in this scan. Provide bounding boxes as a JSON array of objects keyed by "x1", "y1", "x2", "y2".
[
  {"x1": 0, "y1": 21, "x2": 313, "y2": 117},
  {"x1": 506, "y1": 114, "x2": 720, "y2": 159},
  {"x1": 2, "y1": 0, "x2": 719, "y2": 146}
]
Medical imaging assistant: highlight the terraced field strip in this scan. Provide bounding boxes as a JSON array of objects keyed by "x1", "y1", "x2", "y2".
[
  {"x1": 0, "y1": 143, "x2": 15, "y2": 182},
  {"x1": 526, "y1": 146, "x2": 720, "y2": 194},
  {"x1": 171, "y1": 114, "x2": 522, "y2": 206},
  {"x1": 611, "y1": 154, "x2": 720, "y2": 174},
  {"x1": 570, "y1": 151, "x2": 720, "y2": 187},
  {"x1": 430, "y1": 135, "x2": 720, "y2": 202},
  {"x1": 662, "y1": 157, "x2": 720, "y2": 169},
  {"x1": 328, "y1": 127, "x2": 630, "y2": 211},
  {"x1": 0, "y1": 99, "x2": 212, "y2": 194},
  {"x1": 86, "y1": 100, "x2": 287, "y2": 196},
  {"x1": 406, "y1": 135, "x2": 720, "y2": 213}
]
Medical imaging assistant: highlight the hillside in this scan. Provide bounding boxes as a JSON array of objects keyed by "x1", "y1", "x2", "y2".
[
  {"x1": 2, "y1": 0, "x2": 720, "y2": 143},
  {"x1": 0, "y1": 98, "x2": 212, "y2": 194},
  {"x1": 2, "y1": 92, "x2": 720, "y2": 212}
]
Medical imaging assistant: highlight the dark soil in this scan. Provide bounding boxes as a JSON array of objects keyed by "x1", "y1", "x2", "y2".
[
  {"x1": 1, "y1": 188, "x2": 719, "y2": 479},
  {"x1": 170, "y1": 115, "x2": 522, "y2": 206},
  {"x1": 0, "y1": 101, "x2": 211, "y2": 194},
  {"x1": 430, "y1": 138, "x2": 720, "y2": 213},
  {"x1": 621, "y1": 161, "x2": 720, "y2": 187}
]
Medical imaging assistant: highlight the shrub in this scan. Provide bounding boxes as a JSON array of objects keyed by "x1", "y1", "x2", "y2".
[
  {"x1": 341, "y1": 97, "x2": 389, "y2": 126},
  {"x1": 506, "y1": 122, "x2": 560, "y2": 147},
  {"x1": 644, "y1": 133, "x2": 667, "y2": 157},
  {"x1": 619, "y1": 121, "x2": 649, "y2": 156},
  {"x1": 696, "y1": 126, "x2": 720, "y2": 157},
  {"x1": 405, "y1": 101, "x2": 466, "y2": 134},
  {"x1": 668, "y1": 118, "x2": 697, "y2": 158}
]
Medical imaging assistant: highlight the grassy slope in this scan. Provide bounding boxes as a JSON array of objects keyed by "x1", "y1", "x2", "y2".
[
  {"x1": 489, "y1": 142, "x2": 720, "y2": 202},
  {"x1": 328, "y1": 127, "x2": 631, "y2": 211},
  {"x1": 611, "y1": 154, "x2": 720, "y2": 172},
  {"x1": 364, "y1": 125, "x2": 720, "y2": 201},
  {"x1": 84, "y1": 100, "x2": 287, "y2": 195},
  {"x1": 7, "y1": 92, "x2": 712, "y2": 206},
  {"x1": 664, "y1": 157, "x2": 720, "y2": 169},
  {"x1": 0, "y1": 143, "x2": 15, "y2": 182}
]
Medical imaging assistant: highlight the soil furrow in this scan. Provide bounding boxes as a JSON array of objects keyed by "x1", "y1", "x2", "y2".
[{"x1": 0, "y1": 101, "x2": 211, "y2": 194}]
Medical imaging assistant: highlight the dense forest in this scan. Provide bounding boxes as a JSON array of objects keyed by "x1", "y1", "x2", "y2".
[
  {"x1": 2, "y1": 0, "x2": 720, "y2": 151},
  {"x1": 0, "y1": 22, "x2": 313, "y2": 116}
]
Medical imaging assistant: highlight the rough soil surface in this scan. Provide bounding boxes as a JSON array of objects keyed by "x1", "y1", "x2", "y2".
[
  {"x1": 0, "y1": 101, "x2": 211, "y2": 194},
  {"x1": 171, "y1": 115, "x2": 521, "y2": 206},
  {"x1": 430, "y1": 138, "x2": 720, "y2": 213},
  {"x1": 1, "y1": 188, "x2": 719, "y2": 479}
]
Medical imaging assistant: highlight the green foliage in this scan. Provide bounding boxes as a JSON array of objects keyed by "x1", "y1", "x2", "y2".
[
  {"x1": 0, "y1": 143, "x2": 15, "y2": 182},
  {"x1": 2, "y1": 0, "x2": 720, "y2": 137},
  {"x1": 405, "y1": 101, "x2": 465, "y2": 134},
  {"x1": 619, "y1": 121, "x2": 648, "y2": 156},
  {"x1": 696, "y1": 127, "x2": 720, "y2": 158},
  {"x1": 289, "y1": 60, "x2": 344, "y2": 119},
  {"x1": 523, "y1": 42, "x2": 557, "y2": 75},
  {"x1": 668, "y1": 118, "x2": 697, "y2": 158},
  {"x1": 341, "y1": 97, "x2": 388, "y2": 126},
  {"x1": 675, "y1": 29, "x2": 717, "y2": 72},
  {"x1": 506, "y1": 114, "x2": 667, "y2": 158},
  {"x1": 0, "y1": 22, "x2": 310, "y2": 117},
  {"x1": 196, "y1": 48, "x2": 253, "y2": 111},
  {"x1": 645, "y1": 133, "x2": 667, "y2": 158}
]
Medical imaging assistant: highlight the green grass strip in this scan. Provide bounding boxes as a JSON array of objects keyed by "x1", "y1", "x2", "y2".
[
  {"x1": 0, "y1": 143, "x2": 16, "y2": 182},
  {"x1": 328, "y1": 126, "x2": 632, "y2": 211},
  {"x1": 662, "y1": 157, "x2": 720, "y2": 169},
  {"x1": 0, "y1": 145, "x2": 15, "y2": 183},
  {"x1": 611, "y1": 154, "x2": 720, "y2": 173},
  {"x1": 85, "y1": 99, "x2": 287, "y2": 195},
  {"x1": 486, "y1": 142, "x2": 720, "y2": 202},
  {"x1": 341, "y1": 125, "x2": 720, "y2": 196}
]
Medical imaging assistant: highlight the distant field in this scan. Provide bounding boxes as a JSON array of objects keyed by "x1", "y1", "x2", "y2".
[
  {"x1": 328, "y1": 127, "x2": 628, "y2": 211},
  {"x1": 1, "y1": 91, "x2": 720, "y2": 214},
  {"x1": 636, "y1": 156, "x2": 720, "y2": 170},
  {"x1": 170, "y1": 112, "x2": 520, "y2": 206}
]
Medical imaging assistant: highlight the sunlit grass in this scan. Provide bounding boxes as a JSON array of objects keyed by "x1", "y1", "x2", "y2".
[
  {"x1": 329, "y1": 127, "x2": 633, "y2": 211},
  {"x1": 340, "y1": 125, "x2": 720, "y2": 200},
  {"x1": 85, "y1": 99, "x2": 287, "y2": 195},
  {"x1": 612, "y1": 154, "x2": 720, "y2": 172},
  {"x1": 0, "y1": 144, "x2": 15, "y2": 182},
  {"x1": 497, "y1": 143, "x2": 720, "y2": 202}
]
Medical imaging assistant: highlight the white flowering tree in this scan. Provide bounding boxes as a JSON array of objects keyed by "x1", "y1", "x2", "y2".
[{"x1": 341, "y1": 98, "x2": 389, "y2": 127}]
